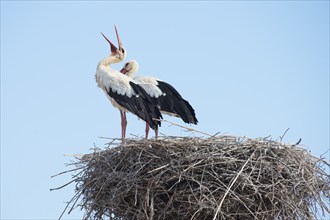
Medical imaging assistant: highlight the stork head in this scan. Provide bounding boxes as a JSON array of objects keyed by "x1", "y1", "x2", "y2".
[
  {"x1": 120, "y1": 60, "x2": 139, "y2": 77},
  {"x1": 101, "y1": 26, "x2": 127, "y2": 61}
]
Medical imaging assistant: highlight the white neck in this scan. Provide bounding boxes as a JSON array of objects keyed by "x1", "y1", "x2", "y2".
[
  {"x1": 127, "y1": 61, "x2": 139, "y2": 78},
  {"x1": 95, "y1": 55, "x2": 123, "y2": 89},
  {"x1": 97, "y1": 56, "x2": 121, "y2": 72}
]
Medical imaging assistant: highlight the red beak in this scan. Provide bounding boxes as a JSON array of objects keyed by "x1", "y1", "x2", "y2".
[
  {"x1": 114, "y1": 25, "x2": 123, "y2": 51},
  {"x1": 120, "y1": 67, "x2": 128, "y2": 74},
  {"x1": 100, "y1": 32, "x2": 118, "y2": 55}
]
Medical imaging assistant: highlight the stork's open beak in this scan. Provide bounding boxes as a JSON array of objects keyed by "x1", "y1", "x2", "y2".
[
  {"x1": 114, "y1": 25, "x2": 123, "y2": 51},
  {"x1": 101, "y1": 32, "x2": 118, "y2": 55}
]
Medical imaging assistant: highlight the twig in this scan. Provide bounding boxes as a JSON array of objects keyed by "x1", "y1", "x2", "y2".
[
  {"x1": 280, "y1": 128, "x2": 290, "y2": 142},
  {"x1": 57, "y1": 192, "x2": 80, "y2": 220},
  {"x1": 213, "y1": 148, "x2": 257, "y2": 220},
  {"x1": 293, "y1": 138, "x2": 302, "y2": 146},
  {"x1": 153, "y1": 118, "x2": 213, "y2": 137},
  {"x1": 148, "y1": 164, "x2": 169, "y2": 174},
  {"x1": 50, "y1": 179, "x2": 76, "y2": 191},
  {"x1": 210, "y1": 131, "x2": 221, "y2": 138},
  {"x1": 64, "y1": 154, "x2": 85, "y2": 158},
  {"x1": 51, "y1": 167, "x2": 84, "y2": 178}
]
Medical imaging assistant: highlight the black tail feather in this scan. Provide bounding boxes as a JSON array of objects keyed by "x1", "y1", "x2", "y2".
[{"x1": 156, "y1": 81, "x2": 198, "y2": 124}]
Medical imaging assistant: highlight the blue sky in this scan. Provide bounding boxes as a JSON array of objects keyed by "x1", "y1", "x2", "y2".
[{"x1": 1, "y1": 1, "x2": 329, "y2": 219}]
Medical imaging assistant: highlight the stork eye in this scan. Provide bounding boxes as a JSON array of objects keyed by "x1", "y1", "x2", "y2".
[{"x1": 121, "y1": 48, "x2": 125, "y2": 53}]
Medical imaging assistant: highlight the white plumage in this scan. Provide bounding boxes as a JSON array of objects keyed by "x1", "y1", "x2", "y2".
[
  {"x1": 97, "y1": 65, "x2": 136, "y2": 98},
  {"x1": 133, "y1": 75, "x2": 164, "y2": 98},
  {"x1": 95, "y1": 31, "x2": 162, "y2": 144}
]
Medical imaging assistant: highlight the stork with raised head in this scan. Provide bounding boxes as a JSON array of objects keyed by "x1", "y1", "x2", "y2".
[
  {"x1": 120, "y1": 60, "x2": 198, "y2": 139},
  {"x1": 95, "y1": 29, "x2": 162, "y2": 144}
]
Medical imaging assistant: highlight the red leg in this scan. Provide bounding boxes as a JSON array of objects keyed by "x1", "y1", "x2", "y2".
[
  {"x1": 155, "y1": 126, "x2": 158, "y2": 140},
  {"x1": 123, "y1": 112, "x2": 127, "y2": 139},
  {"x1": 120, "y1": 111, "x2": 127, "y2": 144},
  {"x1": 145, "y1": 122, "x2": 150, "y2": 139}
]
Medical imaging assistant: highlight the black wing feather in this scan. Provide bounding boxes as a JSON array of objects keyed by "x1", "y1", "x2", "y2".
[
  {"x1": 156, "y1": 81, "x2": 198, "y2": 124},
  {"x1": 106, "y1": 82, "x2": 162, "y2": 130}
]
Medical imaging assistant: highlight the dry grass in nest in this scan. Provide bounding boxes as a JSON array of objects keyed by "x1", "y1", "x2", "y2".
[{"x1": 52, "y1": 136, "x2": 329, "y2": 220}]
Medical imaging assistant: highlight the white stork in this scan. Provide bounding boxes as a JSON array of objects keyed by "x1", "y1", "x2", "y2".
[
  {"x1": 120, "y1": 60, "x2": 198, "y2": 139},
  {"x1": 95, "y1": 29, "x2": 162, "y2": 144}
]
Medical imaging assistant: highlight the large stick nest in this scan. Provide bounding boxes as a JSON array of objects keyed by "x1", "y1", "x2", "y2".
[{"x1": 56, "y1": 136, "x2": 329, "y2": 220}]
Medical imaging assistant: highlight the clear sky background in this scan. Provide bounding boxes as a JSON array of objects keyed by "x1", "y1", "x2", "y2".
[{"x1": 1, "y1": 1, "x2": 329, "y2": 219}]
